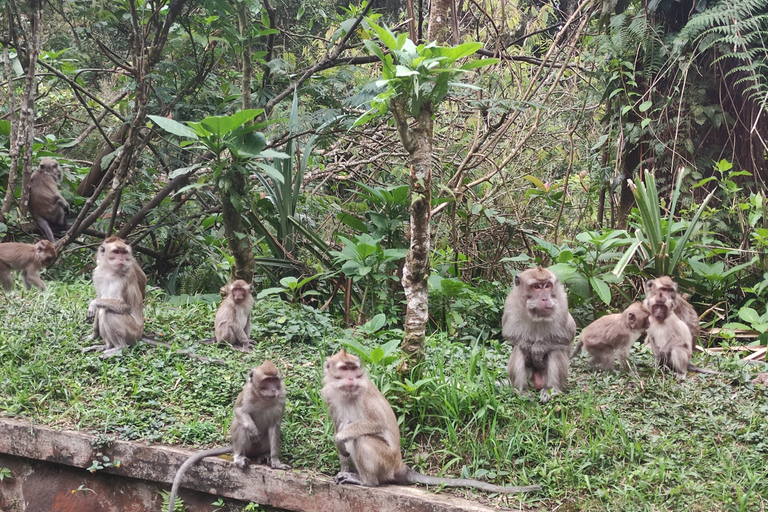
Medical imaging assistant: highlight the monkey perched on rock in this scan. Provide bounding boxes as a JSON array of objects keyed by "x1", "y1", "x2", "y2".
[
  {"x1": 0, "y1": 240, "x2": 57, "y2": 290},
  {"x1": 167, "y1": 361, "x2": 289, "y2": 512},
  {"x1": 502, "y1": 267, "x2": 576, "y2": 403},
  {"x1": 571, "y1": 302, "x2": 650, "y2": 371},
  {"x1": 29, "y1": 157, "x2": 69, "y2": 242},
  {"x1": 214, "y1": 279, "x2": 253, "y2": 351},
  {"x1": 84, "y1": 237, "x2": 146, "y2": 357},
  {"x1": 322, "y1": 349, "x2": 540, "y2": 493}
]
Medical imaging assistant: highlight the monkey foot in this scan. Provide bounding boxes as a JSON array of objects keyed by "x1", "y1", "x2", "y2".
[
  {"x1": 81, "y1": 344, "x2": 107, "y2": 353},
  {"x1": 270, "y1": 460, "x2": 290, "y2": 470},
  {"x1": 334, "y1": 472, "x2": 363, "y2": 485},
  {"x1": 100, "y1": 348, "x2": 124, "y2": 358},
  {"x1": 234, "y1": 456, "x2": 251, "y2": 469},
  {"x1": 539, "y1": 388, "x2": 561, "y2": 404}
]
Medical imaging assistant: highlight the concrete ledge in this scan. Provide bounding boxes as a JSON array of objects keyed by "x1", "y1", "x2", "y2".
[{"x1": 0, "y1": 418, "x2": 512, "y2": 512}]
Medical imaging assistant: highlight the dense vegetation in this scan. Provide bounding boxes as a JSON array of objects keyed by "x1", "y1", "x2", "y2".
[{"x1": 1, "y1": 0, "x2": 768, "y2": 510}]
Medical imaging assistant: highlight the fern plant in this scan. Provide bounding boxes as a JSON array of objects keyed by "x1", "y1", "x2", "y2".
[{"x1": 677, "y1": 0, "x2": 768, "y2": 108}]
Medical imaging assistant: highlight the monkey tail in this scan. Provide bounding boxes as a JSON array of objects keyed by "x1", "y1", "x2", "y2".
[
  {"x1": 570, "y1": 340, "x2": 583, "y2": 360},
  {"x1": 687, "y1": 364, "x2": 721, "y2": 375},
  {"x1": 168, "y1": 445, "x2": 233, "y2": 512},
  {"x1": 401, "y1": 467, "x2": 540, "y2": 494}
]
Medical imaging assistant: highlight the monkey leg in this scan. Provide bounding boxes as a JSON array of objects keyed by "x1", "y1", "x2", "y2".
[
  {"x1": 98, "y1": 311, "x2": 143, "y2": 352},
  {"x1": 35, "y1": 218, "x2": 56, "y2": 243},
  {"x1": 0, "y1": 262, "x2": 13, "y2": 290},
  {"x1": 539, "y1": 349, "x2": 569, "y2": 404},
  {"x1": 588, "y1": 344, "x2": 615, "y2": 371},
  {"x1": 507, "y1": 346, "x2": 531, "y2": 394},
  {"x1": 20, "y1": 269, "x2": 46, "y2": 290},
  {"x1": 344, "y1": 436, "x2": 396, "y2": 487}
]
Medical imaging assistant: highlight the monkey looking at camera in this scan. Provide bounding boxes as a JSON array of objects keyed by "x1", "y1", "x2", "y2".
[
  {"x1": 645, "y1": 292, "x2": 692, "y2": 378},
  {"x1": 643, "y1": 276, "x2": 719, "y2": 375},
  {"x1": 167, "y1": 361, "x2": 289, "y2": 512},
  {"x1": 0, "y1": 240, "x2": 57, "y2": 290},
  {"x1": 83, "y1": 237, "x2": 146, "y2": 357},
  {"x1": 322, "y1": 349, "x2": 540, "y2": 493},
  {"x1": 214, "y1": 279, "x2": 254, "y2": 351},
  {"x1": 502, "y1": 267, "x2": 576, "y2": 403},
  {"x1": 29, "y1": 157, "x2": 69, "y2": 242},
  {"x1": 571, "y1": 302, "x2": 650, "y2": 371}
]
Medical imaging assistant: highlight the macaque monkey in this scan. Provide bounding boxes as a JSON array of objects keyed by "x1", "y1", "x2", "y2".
[
  {"x1": 571, "y1": 302, "x2": 650, "y2": 370},
  {"x1": 645, "y1": 292, "x2": 692, "y2": 378},
  {"x1": 84, "y1": 237, "x2": 147, "y2": 357},
  {"x1": 167, "y1": 361, "x2": 289, "y2": 512},
  {"x1": 0, "y1": 240, "x2": 57, "y2": 290},
  {"x1": 502, "y1": 267, "x2": 576, "y2": 403},
  {"x1": 214, "y1": 279, "x2": 253, "y2": 351},
  {"x1": 643, "y1": 276, "x2": 719, "y2": 374},
  {"x1": 29, "y1": 157, "x2": 69, "y2": 242},
  {"x1": 643, "y1": 276, "x2": 700, "y2": 341},
  {"x1": 322, "y1": 350, "x2": 540, "y2": 493}
]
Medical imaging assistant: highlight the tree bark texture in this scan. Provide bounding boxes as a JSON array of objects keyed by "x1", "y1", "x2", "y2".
[
  {"x1": 392, "y1": 98, "x2": 433, "y2": 372},
  {"x1": 220, "y1": 171, "x2": 255, "y2": 283}
]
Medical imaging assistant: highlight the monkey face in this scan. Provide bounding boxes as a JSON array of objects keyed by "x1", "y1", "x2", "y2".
[
  {"x1": 325, "y1": 352, "x2": 365, "y2": 395},
  {"x1": 524, "y1": 280, "x2": 557, "y2": 318},
  {"x1": 258, "y1": 376, "x2": 283, "y2": 399},
  {"x1": 650, "y1": 301, "x2": 672, "y2": 321}
]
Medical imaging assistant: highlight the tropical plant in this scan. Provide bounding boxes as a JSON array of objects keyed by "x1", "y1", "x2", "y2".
[{"x1": 613, "y1": 169, "x2": 714, "y2": 279}]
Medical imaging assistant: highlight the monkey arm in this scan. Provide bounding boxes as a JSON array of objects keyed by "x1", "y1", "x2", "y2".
[
  {"x1": 267, "y1": 425, "x2": 290, "y2": 469},
  {"x1": 87, "y1": 298, "x2": 131, "y2": 321},
  {"x1": 335, "y1": 419, "x2": 390, "y2": 453},
  {"x1": 233, "y1": 407, "x2": 261, "y2": 440}
]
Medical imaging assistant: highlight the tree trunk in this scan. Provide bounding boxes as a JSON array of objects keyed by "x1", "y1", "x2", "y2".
[{"x1": 220, "y1": 171, "x2": 255, "y2": 283}]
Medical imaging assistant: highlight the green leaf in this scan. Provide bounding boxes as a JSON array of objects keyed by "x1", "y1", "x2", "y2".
[
  {"x1": 638, "y1": 100, "x2": 653, "y2": 112},
  {"x1": 589, "y1": 276, "x2": 612, "y2": 305},
  {"x1": 147, "y1": 115, "x2": 199, "y2": 139},
  {"x1": 738, "y1": 307, "x2": 760, "y2": 324},
  {"x1": 459, "y1": 58, "x2": 498, "y2": 70}
]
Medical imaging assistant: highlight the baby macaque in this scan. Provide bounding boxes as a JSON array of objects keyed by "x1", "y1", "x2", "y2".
[
  {"x1": 571, "y1": 302, "x2": 650, "y2": 370},
  {"x1": 0, "y1": 239, "x2": 57, "y2": 290},
  {"x1": 214, "y1": 279, "x2": 253, "y2": 351}
]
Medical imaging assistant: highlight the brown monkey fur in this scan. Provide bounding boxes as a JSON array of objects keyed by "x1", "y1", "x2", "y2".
[
  {"x1": 167, "y1": 361, "x2": 289, "y2": 512},
  {"x1": 645, "y1": 293, "x2": 692, "y2": 378},
  {"x1": 214, "y1": 279, "x2": 253, "y2": 351},
  {"x1": 571, "y1": 302, "x2": 650, "y2": 370},
  {"x1": 29, "y1": 157, "x2": 69, "y2": 242},
  {"x1": 84, "y1": 237, "x2": 147, "y2": 357},
  {"x1": 322, "y1": 349, "x2": 540, "y2": 493},
  {"x1": 643, "y1": 276, "x2": 719, "y2": 375},
  {"x1": 0, "y1": 240, "x2": 57, "y2": 290},
  {"x1": 501, "y1": 267, "x2": 576, "y2": 403}
]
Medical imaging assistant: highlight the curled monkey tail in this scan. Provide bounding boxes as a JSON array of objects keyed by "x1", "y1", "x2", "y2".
[
  {"x1": 168, "y1": 445, "x2": 233, "y2": 512},
  {"x1": 570, "y1": 339, "x2": 584, "y2": 360},
  {"x1": 400, "y1": 467, "x2": 541, "y2": 494}
]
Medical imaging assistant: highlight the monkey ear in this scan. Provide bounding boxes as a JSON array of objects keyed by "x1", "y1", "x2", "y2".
[
  {"x1": 248, "y1": 369, "x2": 254, "y2": 382},
  {"x1": 645, "y1": 280, "x2": 653, "y2": 292},
  {"x1": 514, "y1": 275, "x2": 521, "y2": 287},
  {"x1": 627, "y1": 312, "x2": 636, "y2": 322}
]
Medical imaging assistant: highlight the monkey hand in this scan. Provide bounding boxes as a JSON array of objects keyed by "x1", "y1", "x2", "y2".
[
  {"x1": 334, "y1": 434, "x2": 350, "y2": 457},
  {"x1": 86, "y1": 301, "x2": 100, "y2": 323}
]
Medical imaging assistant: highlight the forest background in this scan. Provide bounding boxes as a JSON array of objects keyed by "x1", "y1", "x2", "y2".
[{"x1": 1, "y1": 0, "x2": 768, "y2": 510}]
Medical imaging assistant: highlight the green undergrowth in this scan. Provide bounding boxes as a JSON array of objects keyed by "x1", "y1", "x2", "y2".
[{"x1": 1, "y1": 281, "x2": 767, "y2": 512}]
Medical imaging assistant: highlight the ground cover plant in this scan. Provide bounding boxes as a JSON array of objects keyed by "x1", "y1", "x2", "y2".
[{"x1": 1, "y1": 282, "x2": 766, "y2": 512}]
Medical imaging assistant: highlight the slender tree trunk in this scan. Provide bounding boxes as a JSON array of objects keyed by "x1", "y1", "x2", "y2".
[{"x1": 220, "y1": 171, "x2": 255, "y2": 283}]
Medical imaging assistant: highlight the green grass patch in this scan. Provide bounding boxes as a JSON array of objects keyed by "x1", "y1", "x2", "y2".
[{"x1": 1, "y1": 281, "x2": 766, "y2": 511}]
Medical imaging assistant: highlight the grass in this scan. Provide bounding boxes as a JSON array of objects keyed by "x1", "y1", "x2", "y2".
[{"x1": 1, "y1": 280, "x2": 767, "y2": 511}]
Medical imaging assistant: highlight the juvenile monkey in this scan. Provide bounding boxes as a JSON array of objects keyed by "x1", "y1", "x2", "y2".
[
  {"x1": 28, "y1": 157, "x2": 69, "y2": 242},
  {"x1": 571, "y1": 302, "x2": 650, "y2": 371},
  {"x1": 643, "y1": 276, "x2": 699, "y2": 341},
  {"x1": 214, "y1": 279, "x2": 253, "y2": 351},
  {"x1": 322, "y1": 349, "x2": 540, "y2": 493},
  {"x1": 502, "y1": 267, "x2": 576, "y2": 403},
  {"x1": 167, "y1": 361, "x2": 289, "y2": 512},
  {"x1": 84, "y1": 237, "x2": 147, "y2": 357},
  {"x1": 645, "y1": 292, "x2": 691, "y2": 378},
  {"x1": 644, "y1": 276, "x2": 719, "y2": 374},
  {"x1": 0, "y1": 240, "x2": 57, "y2": 290}
]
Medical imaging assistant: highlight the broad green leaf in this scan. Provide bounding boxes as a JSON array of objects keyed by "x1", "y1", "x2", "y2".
[
  {"x1": 147, "y1": 115, "x2": 199, "y2": 139},
  {"x1": 590, "y1": 276, "x2": 612, "y2": 305},
  {"x1": 459, "y1": 58, "x2": 498, "y2": 70}
]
